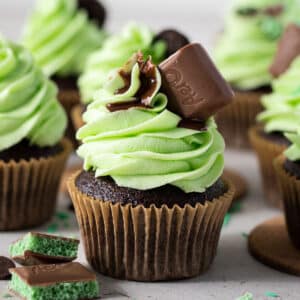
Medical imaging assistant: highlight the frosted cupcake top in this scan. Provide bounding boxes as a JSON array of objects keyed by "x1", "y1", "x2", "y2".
[
  {"x1": 0, "y1": 37, "x2": 67, "y2": 151},
  {"x1": 23, "y1": 0, "x2": 106, "y2": 77},
  {"x1": 78, "y1": 23, "x2": 167, "y2": 104},
  {"x1": 214, "y1": 0, "x2": 300, "y2": 90},
  {"x1": 77, "y1": 53, "x2": 226, "y2": 193}
]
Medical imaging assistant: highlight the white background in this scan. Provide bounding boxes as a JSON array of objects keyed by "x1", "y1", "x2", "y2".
[{"x1": 0, "y1": 1, "x2": 299, "y2": 300}]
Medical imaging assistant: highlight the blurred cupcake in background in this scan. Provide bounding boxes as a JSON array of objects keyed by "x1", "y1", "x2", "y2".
[
  {"x1": 68, "y1": 44, "x2": 235, "y2": 281},
  {"x1": 214, "y1": 0, "x2": 300, "y2": 148},
  {"x1": 72, "y1": 22, "x2": 189, "y2": 130},
  {"x1": 250, "y1": 23, "x2": 300, "y2": 208},
  {"x1": 0, "y1": 37, "x2": 72, "y2": 230},
  {"x1": 23, "y1": 0, "x2": 107, "y2": 144},
  {"x1": 275, "y1": 130, "x2": 300, "y2": 249}
]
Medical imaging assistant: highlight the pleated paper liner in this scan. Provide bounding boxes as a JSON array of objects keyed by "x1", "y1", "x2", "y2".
[
  {"x1": 71, "y1": 104, "x2": 85, "y2": 132},
  {"x1": 249, "y1": 126, "x2": 287, "y2": 208},
  {"x1": 0, "y1": 138, "x2": 72, "y2": 231},
  {"x1": 68, "y1": 172, "x2": 234, "y2": 281},
  {"x1": 274, "y1": 155, "x2": 300, "y2": 250},
  {"x1": 215, "y1": 89, "x2": 265, "y2": 149},
  {"x1": 58, "y1": 88, "x2": 80, "y2": 147}
]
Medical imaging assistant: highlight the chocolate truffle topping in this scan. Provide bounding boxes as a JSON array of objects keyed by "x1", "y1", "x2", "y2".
[
  {"x1": 78, "y1": 0, "x2": 106, "y2": 27},
  {"x1": 270, "y1": 23, "x2": 300, "y2": 78},
  {"x1": 159, "y1": 43, "x2": 234, "y2": 121},
  {"x1": 9, "y1": 262, "x2": 96, "y2": 287}
]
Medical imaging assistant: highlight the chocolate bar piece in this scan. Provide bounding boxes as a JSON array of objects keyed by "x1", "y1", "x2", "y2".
[
  {"x1": 159, "y1": 43, "x2": 234, "y2": 121},
  {"x1": 270, "y1": 23, "x2": 300, "y2": 77},
  {"x1": 9, "y1": 263, "x2": 99, "y2": 300},
  {"x1": 10, "y1": 232, "x2": 79, "y2": 266}
]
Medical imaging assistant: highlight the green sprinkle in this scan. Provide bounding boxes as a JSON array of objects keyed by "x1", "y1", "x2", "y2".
[
  {"x1": 265, "y1": 292, "x2": 279, "y2": 298},
  {"x1": 46, "y1": 223, "x2": 58, "y2": 233},
  {"x1": 56, "y1": 211, "x2": 69, "y2": 221},
  {"x1": 230, "y1": 201, "x2": 242, "y2": 213},
  {"x1": 242, "y1": 232, "x2": 249, "y2": 239},
  {"x1": 223, "y1": 213, "x2": 231, "y2": 227},
  {"x1": 236, "y1": 292, "x2": 253, "y2": 300}
]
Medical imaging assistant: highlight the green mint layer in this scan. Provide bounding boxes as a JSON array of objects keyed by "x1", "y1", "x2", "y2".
[
  {"x1": 9, "y1": 273, "x2": 99, "y2": 300},
  {"x1": 9, "y1": 233, "x2": 78, "y2": 258}
]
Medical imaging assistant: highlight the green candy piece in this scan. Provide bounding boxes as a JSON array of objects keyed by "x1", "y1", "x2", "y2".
[
  {"x1": 23, "y1": 0, "x2": 106, "y2": 76},
  {"x1": 9, "y1": 232, "x2": 79, "y2": 261},
  {"x1": 77, "y1": 54, "x2": 225, "y2": 193},
  {"x1": 0, "y1": 37, "x2": 67, "y2": 151}
]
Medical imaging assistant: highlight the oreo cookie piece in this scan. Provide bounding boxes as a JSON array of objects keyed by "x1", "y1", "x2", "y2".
[
  {"x1": 75, "y1": 171, "x2": 227, "y2": 208},
  {"x1": 78, "y1": 0, "x2": 106, "y2": 27},
  {"x1": 0, "y1": 256, "x2": 15, "y2": 280},
  {"x1": 154, "y1": 29, "x2": 189, "y2": 57}
]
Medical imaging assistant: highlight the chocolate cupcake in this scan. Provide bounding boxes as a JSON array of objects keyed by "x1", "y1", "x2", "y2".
[
  {"x1": 68, "y1": 44, "x2": 235, "y2": 281},
  {"x1": 214, "y1": 0, "x2": 300, "y2": 148},
  {"x1": 23, "y1": 0, "x2": 107, "y2": 144},
  {"x1": 250, "y1": 24, "x2": 300, "y2": 207},
  {"x1": 72, "y1": 22, "x2": 189, "y2": 132},
  {"x1": 274, "y1": 131, "x2": 300, "y2": 249},
  {"x1": 0, "y1": 38, "x2": 72, "y2": 230}
]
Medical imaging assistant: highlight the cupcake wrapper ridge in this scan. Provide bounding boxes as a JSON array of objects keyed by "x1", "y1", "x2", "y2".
[
  {"x1": 0, "y1": 138, "x2": 72, "y2": 231},
  {"x1": 68, "y1": 172, "x2": 234, "y2": 281}
]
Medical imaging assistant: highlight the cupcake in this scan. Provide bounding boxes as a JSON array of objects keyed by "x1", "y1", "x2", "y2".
[
  {"x1": 72, "y1": 22, "x2": 189, "y2": 130},
  {"x1": 275, "y1": 130, "x2": 300, "y2": 249},
  {"x1": 68, "y1": 44, "x2": 235, "y2": 281},
  {"x1": 23, "y1": 0, "x2": 107, "y2": 143},
  {"x1": 0, "y1": 37, "x2": 72, "y2": 230},
  {"x1": 250, "y1": 23, "x2": 300, "y2": 207},
  {"x1": 214, "y1": 0, "x2": 300, "y2": 148}
]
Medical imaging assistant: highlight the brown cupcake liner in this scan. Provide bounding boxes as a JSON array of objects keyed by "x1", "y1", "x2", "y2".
[
  {"x1": 0, "y1": 138, "x2": 72, "y2": 231},
  {"x1": 215, "y1": 89, "x2": 265, "y2": 149},
  {"x1": 58, "y1": 88, "x2": 80, "y2": 147},
  {"x1": 71, "y1": 104, "x2": 85, "y2": 132},
  {"x1": 249, "y1": 126, "x2": 287, "y2": 208},
  {"x1": 274, "y1": 156, "x2": 300, "y2": 249},
  {"x1": 68, "y1": 172, "x2": 234, "y2": 281}
]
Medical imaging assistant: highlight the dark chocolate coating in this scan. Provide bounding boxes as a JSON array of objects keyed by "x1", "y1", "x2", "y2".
[
  {"x1": 0, "y1": 256, "x2": 15, "y2": 280},
  {"x1": 159, "y1": 43, "x2": 234, "y2": 121},
  {"x1": 270, "y1": 23, "x2": 300, "y2": 78},
  {"x1": 0, "y1": 140, "x2": 62, "y2": 163},
  {"x1": 78, "y1": 0, "x2": 106, "y2": 27},
  {"x1": 284, "y1": 159, "x2": 300, "y2": 179},
  {"x1": 154, "y1": 29, "x2": 190, "y2": 57},
  {"x1": 75, "y1": 171, "x2": 227, "y2": 208},
  {"x1": 9, "y1": 262, "x2": 96, "y2": 286}
]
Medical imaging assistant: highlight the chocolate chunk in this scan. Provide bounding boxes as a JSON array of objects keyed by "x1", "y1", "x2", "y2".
[
  {"x1": 178, "y1": 119, "x2": 206, "y2": 131},
  {"x1": 0, "y1": 256, "x2": 15, "y2": 280},
  {"x1": 263, "y1": 4, "x2": 284, "y2": 17},
  {"x1": 269, "y1": 24, "x2": 300, "y2": 77},
  {"x1": 107, "y1": 100, "x2": 146, "y2": 112},
  {"x1": 159, "y1": 43, "x2": 234, "y2": 121},
  {"x1": 78, "y1": 0, "x2": 106, "y2": 27},
  {"x1": 154, "y1": 29, "x2": 189, "y2": 57},
  {"x1": 9, "y1": 262, "x2": 96, "y2": 286}
]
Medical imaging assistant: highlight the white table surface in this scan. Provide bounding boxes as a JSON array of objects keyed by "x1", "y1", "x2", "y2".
[{"x1": 1, "y1": 1, "x2": 299, "y2": 299}]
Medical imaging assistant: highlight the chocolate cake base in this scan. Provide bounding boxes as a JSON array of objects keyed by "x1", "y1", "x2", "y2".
[
  {"x1": 52, "y1": 75, "x2": 78, "y2": 91},
  {"x1": 259, "y1": 130, "x2": 290, "y2": 147},
  {"x1": 75, "y1": 171, "x2": 227, "y2": 208},
  {"x1": 0, "y1": 140, "x2": 62, "y2": 163},
  {"x1": 284, "y1": 159, "x2": 300, "y2": 179}
]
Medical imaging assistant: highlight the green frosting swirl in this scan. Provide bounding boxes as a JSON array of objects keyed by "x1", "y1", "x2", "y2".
[
  {"x1": 23, "y1": 0, "x2": 106, "y2": 77},
  {"x1": 285, "y1": 130, "x2": 300, "y2": 161},
  {"x1": 258, "y1": 57, "x2": 300, "y2": 133},
  {"x1": 214, "y1": 0, "x2": 300, "y2": 90},
  {"x1": 77, "y1": 55, "x2": 225, "y2": 193},
  {"x1": 0, "y1": 37, "x2": 67, "y2": 151},
  {"x1": 78, "y1": 22, "x2": 167, "y2": 104}
]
